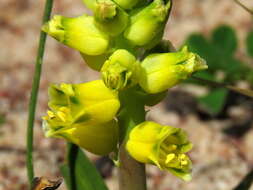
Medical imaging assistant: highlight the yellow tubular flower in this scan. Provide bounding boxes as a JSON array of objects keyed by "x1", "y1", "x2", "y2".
[
  {"x1": 101, "y1": 49, "x2": 140, "y2": 90},
  {"x1": 42, "y1": 14, "x2": 109, "y2": 56},
  {"x1": 138, "y1": 46, "x2": 208, "y2": 94},
  {"x1": 124, "y1": 0, "x2": 171, "y2": 47},
  {"x1": 42, "y1": 80, "x2": 120, "y2": 155},
  {"x1": 43, "y1": 119, "x2": 118, "y2": 155},
  {"x1": 126, "y1": 121, "x2": 193, "y2": 181}
]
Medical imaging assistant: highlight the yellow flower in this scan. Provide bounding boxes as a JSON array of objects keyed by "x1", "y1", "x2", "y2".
[
  {"x1": 43, "y1": 118, "x2": 118, "y2": 155},
  {"x1": 138, "y1": 46, "x2": 208, "y2": 94},
  {"x1": 42, "y1": 14, "x2": 109, "y2": 56},
  {"x1": 126, "y1": 121, "x2": 193, "y2": 181},
  {"x1": 42, "y1": 80, "x2": 120, "y2": 155},
  {"x1": 101, "y1": 49, "x2": 140, "y2": 90},
  {"x1": 124, "y1": 0, "x2": 171, "y2": 46}
]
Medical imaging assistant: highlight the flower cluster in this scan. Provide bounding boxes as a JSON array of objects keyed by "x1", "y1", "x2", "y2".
[{"x1": 42, "y1": 0, "x2": 208, "y2": 180}]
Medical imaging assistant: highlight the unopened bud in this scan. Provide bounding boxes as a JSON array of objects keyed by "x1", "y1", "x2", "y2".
[
  {"x1": 101, "y1": 49, "x2": 140, "y2": 90},
  {"x1": 139, "y1": 46, "x2": 208, "y2": 94},
  {"x1": 124, "y1": 0, "x2": 171, "y2": 46}
]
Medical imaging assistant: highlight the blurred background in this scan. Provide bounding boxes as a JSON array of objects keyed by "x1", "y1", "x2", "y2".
[{"x1": 0, "y1": 0, "x2": 253, "y2": 189}]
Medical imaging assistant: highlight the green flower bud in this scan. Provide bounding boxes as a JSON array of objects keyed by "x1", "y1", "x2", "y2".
[
  {"x1": 126, "y1": 121, "x2": 193, "y2": 181},
  {"x1": 139, "y1": 46, "x2": 208, "y2": 94},
  {"x1": 94, "y1": 0, "x2": 129, "y2": 36},
  {"x1": 101, "y1": 49, "x2": 140, "y2": 90},
  {"x1": 42, "y1": 14, "x2": 109, "y2": 55},
  {"x1": 124, "y1": 0, "x2": 171, "y2": 46},
  {"x1": 113, "y1": 0, "x2": 142, "y2": 10}
]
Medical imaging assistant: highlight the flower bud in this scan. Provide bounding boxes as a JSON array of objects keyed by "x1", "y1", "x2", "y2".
[
  {"x1": 94, "y1": 0, "x2": 129, "y2": 36},
  {"x1": 101, "y1": 49, "x2": 140, "y2": 90},
  {"x1": 113, "y1": 0, "x2": 142, "y2": 10},
  {"x1": 43, "y1": 118, "x2": 118, "y2": 155},
  {"x1": 42, "y1": 14, "x2": 109, "y2": 55},
  {"x1": 139, "y1": 46, "x2": 208, "y2": 94},
  {"x1": 126, "y1": 121, "x2": 193, "y2": 181},
  {"x1": 124, "y1": 0, "x2": 171, "y2": 46}
]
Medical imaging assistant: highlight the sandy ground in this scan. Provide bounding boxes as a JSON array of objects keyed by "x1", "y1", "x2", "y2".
[{"x1": 0, "y1": 0, "x2": 253, "y2": 189}]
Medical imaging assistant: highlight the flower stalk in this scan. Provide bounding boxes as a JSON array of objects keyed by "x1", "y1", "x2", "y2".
[
  {"x1": 26, "y1": 0, "x2": 54, "y2": 186},
  {"x1": 118, "y1": 89, "x2": 147, "y2": 190}
]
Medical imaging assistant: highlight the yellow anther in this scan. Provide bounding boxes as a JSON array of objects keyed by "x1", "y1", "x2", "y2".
[
  {"x1": 181, "y1": 160, "x2": 188, "y2": 166},
  {"x1": 59, "y1": 107, "x2": 69, "y2": 113},
  {"x1": 57, "y1": 111, "x2": 66, "y2": 122},
  {"x1": 180, "y1": 154, "x2": 186, "y2": 159},
  {"x1": 168, "y1": 144, "x2": 177, "y2": 151},
  {"x1": 165, "y1": 153, "x2": 175, "y2": 164},
  {"x1": 47, "y1": 111, "x2": 55, "y2": 118}
]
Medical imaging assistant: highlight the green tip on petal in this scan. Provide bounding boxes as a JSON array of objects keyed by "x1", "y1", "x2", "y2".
[{"x1": 42, "y1": 15, "x2": 65, "y2": 42}]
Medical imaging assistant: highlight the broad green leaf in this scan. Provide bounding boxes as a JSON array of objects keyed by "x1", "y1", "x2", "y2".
[
  {"x1": 0, "y1": 114, "x2": 5, "y2": 126},
  {"x1": 198, "y1": 88, "x2": 228, "y2": 115},
  {"x1": 60, "y1": 147, "x2": 108, "y2": 190},
  {"x1": 233, "y1": 169, "x2": 253, "y2": 190},
  {"x1": 211, "y1": 25, "x2": 237, "y2": 55},
  {"x1": 246, "y1": 31, "x2": 253, "y2": 57}
]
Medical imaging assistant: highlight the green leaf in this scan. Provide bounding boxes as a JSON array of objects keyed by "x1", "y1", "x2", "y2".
[
  {"x1": 60, "y1": 147, "x2": 108, "y2": 190},
  {"x1": 246, "y1": 31, "x2": 253, "y2": 57},
  {"x1": 0, "y1": 114, "x2": 5, "y2": 126},
  {"x1": 211, "y1": 25, "x2": 237, "y2": 55},
  {"x1": 198, "y1": 88, "x2": 228, "y2": 115},
  {"x1": 233, "y1": 169, "x2": 253, "y2": 190}
]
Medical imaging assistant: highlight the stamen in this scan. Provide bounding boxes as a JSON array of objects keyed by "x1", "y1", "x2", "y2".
[
  {"x1": 181, "y1": 160, "x2": 188, "y2": 166},
  {"x1": 47, "y1": 111, "x2": 55, "y2": 118},
  {"x1": 165, "y1": 153, "x2": 175, "y2": 164},
  {"x1": 161, "y1": 143, "x2": 177, "y2": 152},
  {"x1": 57, "y1": 111, "x2": 66, "y2": 122}
]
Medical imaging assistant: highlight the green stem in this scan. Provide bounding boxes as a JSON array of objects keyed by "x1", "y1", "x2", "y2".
[
  {"x1": 233, "y1": 0, "x2": 253, "y2": 15},
  {"x1": 118, "y1": 89, "x2": 147, "y2": 190},
  {"x1": 192, "y1": 76, "x2": 253, "y2": 98},
  {"x1": 67, "y1": 143, "x2": 78, "y2": 190},
  {"x1": 26, "y1": 0, "x2": 54, "y2": 186}
]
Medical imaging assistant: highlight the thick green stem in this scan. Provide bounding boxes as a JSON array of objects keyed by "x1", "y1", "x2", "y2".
[
  {"x1": 118, "y1": 89, "x2": 147, "y2": 190},
  {"x1": 26, "y1": 0, "x2": 53, "y2": 187}
]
